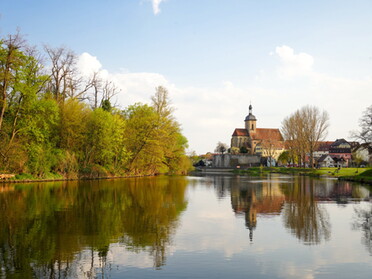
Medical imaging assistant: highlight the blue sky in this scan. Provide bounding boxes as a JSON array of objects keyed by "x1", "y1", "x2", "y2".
[{"x1": 1, "y1": 0, "x2": 372, "y2": 153}]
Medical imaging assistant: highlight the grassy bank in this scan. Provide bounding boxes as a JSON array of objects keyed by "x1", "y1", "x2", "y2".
[
  {"x1": 233, "y1": 167, "x2": 372, "y2": 184},
  {"x1": 338, "y1": 169, "x2": 372, "y2": 185}
]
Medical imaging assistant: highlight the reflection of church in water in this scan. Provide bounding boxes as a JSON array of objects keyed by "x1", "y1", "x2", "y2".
[
  {"x1": 213, "y1": 175, "x2": 371, "y2": 244},
  {"x1": 229, "y1": 177, "x2": 286, "y2": 241}
]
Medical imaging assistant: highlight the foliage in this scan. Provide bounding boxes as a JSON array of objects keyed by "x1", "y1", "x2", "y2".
[
  {"x1": 123, "y1": 89, "x2": 190, "y2": 175},
  {"x1": 278, "y1": 151, "x2": 291, "y2": 165},
  {"x1": 0, "y1": 33, "x2": 190, "y2": 178},
  {"x1": 239, "y1": 146, "x2": 248, "y2": 153}
]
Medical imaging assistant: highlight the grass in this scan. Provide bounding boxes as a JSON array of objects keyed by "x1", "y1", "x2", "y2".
[
  {"x1": 338, "y1": 168, "x2": 372, "y2": 184},
  {"x1": 315, "y1": 167, "x2": 369, "y2": 177},
  {"x1": 233, "y1": 167, "x2": 372, "y2": 183},
  {"x1": 233, "y1": 167, "x2": 314, "y2": 176},
  {"x1": 11, "y1": 172, "x2": 63, "y2": 181}
]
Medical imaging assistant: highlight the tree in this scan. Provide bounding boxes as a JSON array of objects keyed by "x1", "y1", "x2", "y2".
[
  {"x1": 302, "y1": 106, "x2": 329, "y2": 168},
  {"x1": 0, "y1": 32, "x2": 25, "y2": 132},
  {"x1": 215, "y1": 142, "x2": 228, "y2": 154},
  {"x1": 231, "y1": 147, "x2": 240, "y2": 154},
  {"x1": 151, "y1": 86, "x2": 173, "y2": 118},
  {"x1": 44, "y1": 46, "x2": 97, "y2": 103},
  {"x1": 282, "y1": 105, "x2": 329, "y2": 168},
  {"x1": 353, "y1": 105, "x2": 372, "y2": 147},
  {"x1": 278, "y1": 151, "x2": 291, "y2": 166},
  {"x1": 150, "y1": 86, "x2": 189, "y2": 174},
  {"x1": 0, "y1": 33, "x2": 190, "y2": 177},
  {"x1": 0, "y1": 34, "x2": 53, "y2": 172}
]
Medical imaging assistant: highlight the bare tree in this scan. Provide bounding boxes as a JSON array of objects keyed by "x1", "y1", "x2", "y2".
[
  {"x1": 282, "y1": 111, "x2": 306, "y2": 166},
  {"x1": 302, "y1": 106, "x2": 329, "y2": 168},
  {"x1": 282, "y1": 105, "x2": 329, "y2": 168},
  {"x1": 44, "y1": 46, "x2": 77, "y2": 102},
  {"x1": 151, "y1": 86, "x2": 173, "y2": 118},
  {"x1": 90, "y1": 71, "x2": 102, "y2": 109},
  {"x1": 101, "y1": 80, "x2": 119, "y2": 108},
  {"x1": 215, "y1": 142, "x2": 228, "y2": 154},
  {"x1": 352, "y1": 105, "x2": 372, "y2": 146},
  {"x1": 44, "y1": 46, "x2": 99, "y2": 102}
]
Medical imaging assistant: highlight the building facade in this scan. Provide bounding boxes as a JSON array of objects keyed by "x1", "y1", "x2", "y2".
[{"x1": 231, "y1": 105, "x2": 284, "y2": 160}]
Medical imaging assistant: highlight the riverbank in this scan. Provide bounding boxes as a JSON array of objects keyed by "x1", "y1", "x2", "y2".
[
  {"x1": 232, "y1": 167, "x2": 372, "y2": 185},
  {"x1": 0, "y1": 172, "x2": 157, "y2": 184}
]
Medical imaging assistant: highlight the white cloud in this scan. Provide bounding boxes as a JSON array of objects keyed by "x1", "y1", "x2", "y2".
[
  {"x1": 111, "y1": 72, "x2": 171, "y2": 104},
  {"x1": 151, "y1": 0, "x2": 165, "y2": 15},
  {"x1": 275, "y1": 45, "x2": 314, "y2": 79},
  {"x1": 77, "y1": 52, "x2": 102, "y2": 77},
  {"x1": 76, "y1": 49, "x2": 372, "y2": 155}
]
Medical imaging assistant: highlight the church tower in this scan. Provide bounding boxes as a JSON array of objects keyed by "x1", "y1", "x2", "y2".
[{"x1": 244, "y1": 104, "x2": 257, "y2": 133}]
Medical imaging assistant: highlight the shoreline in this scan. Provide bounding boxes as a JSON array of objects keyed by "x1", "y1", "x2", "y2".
[
  {"x1": 196, "y1": 166, "x2": 372, "y2": 185},
  {"x1": 1, "y1": 167, "x2": 371, "y2": 186},
  {"x1": 0, "y1": 174, "x2": 158, "y2": 184}
]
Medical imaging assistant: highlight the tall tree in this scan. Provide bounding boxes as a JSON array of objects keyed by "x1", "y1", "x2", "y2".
[
  {"x1": 353, "y1": 105, "x2": 372, "y2": 146},
  {"x1": 0, "y1": 33, "x2": 25, "y2": 132},
  {"x1": 302, "y1": 106, "x2": 329, "y2": 168},
  {"x1": 282, "y1": 105, "x2": 329, "y2": 168},
  {"x1": 44, "y1": 46, "x2": 94, "y2": 102}
]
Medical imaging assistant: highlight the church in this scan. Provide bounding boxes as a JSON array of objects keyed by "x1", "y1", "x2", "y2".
[{"x1": 231, "y1": 105, "x2": 284, "y2": 160}]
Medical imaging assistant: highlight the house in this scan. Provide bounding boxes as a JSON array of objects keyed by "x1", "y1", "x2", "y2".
[
  {"x1": 313, "y1": 141, "x2": 333, "y2": 159},
  {"x1": 312, "y1": 139, "x2": 353, "y2": 167},
  {"x1": 231, "y1": 105, "x2": 284, "y2": 160},
  {"x1": 329, "y1": 139, "x2": 352, "y2": 167},
  {"x1": 317, "y1": 155, "x2": 335, "y2": 168}
]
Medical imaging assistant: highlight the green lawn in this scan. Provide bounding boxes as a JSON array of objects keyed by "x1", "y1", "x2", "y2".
[
  {"x1": 314, "y1": 167, "x2": 369, "y2": 177},
  {"x1": 233, "y1": 167, "x2": 372, "y2": 182}
]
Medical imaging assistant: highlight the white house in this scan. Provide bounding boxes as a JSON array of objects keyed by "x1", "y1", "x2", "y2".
[{"x1": 317, "y1": 155, "x2": 335, "y2": 168}]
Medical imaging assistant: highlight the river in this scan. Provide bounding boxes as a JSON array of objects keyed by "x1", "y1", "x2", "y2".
[{"x1": 0, "y1": 174, "x2": 372, "y2": 278}]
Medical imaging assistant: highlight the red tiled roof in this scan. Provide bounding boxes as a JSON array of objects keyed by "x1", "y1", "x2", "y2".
[
  {"x1": 251, "y1": 128, "x2": 283, "y2": 141},
  {"x1": 232, "y1": 128, "x2": 249, "y2": 136}
]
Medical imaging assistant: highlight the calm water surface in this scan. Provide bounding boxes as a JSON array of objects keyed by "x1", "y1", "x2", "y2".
[{"x1": 1, "y1": 174, "x2": 372, "y2": 278}]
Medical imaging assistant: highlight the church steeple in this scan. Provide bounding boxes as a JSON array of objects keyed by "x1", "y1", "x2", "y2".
[{"x1": 245, "y1": 104, "x2": 257, "y2": 132}]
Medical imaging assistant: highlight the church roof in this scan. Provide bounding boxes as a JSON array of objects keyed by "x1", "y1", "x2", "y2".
[
  {"x1": 245, "y1": 114, "x2": 257, "y2": 121},
  {"x1": 250, "y1": 128, "x2": 283, "y2": 141},
  {"x1": 232, "y1": 128, "x2": 249, "y2": 136}
]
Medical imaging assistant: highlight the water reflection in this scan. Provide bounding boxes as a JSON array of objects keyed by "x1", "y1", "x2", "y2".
[
  {"x1": 1, "y1": 174, "x2": 372, "y2": 278},
  {"x1": 229, "y1": 176, "x2": 285, "y2": 241},
  {"x1": 352, "y1": 204, "x2": 372, "y2": 255},
  {"x1": 0, "y1": 176, "x2": 187, "y2": 278},
  {"x1": 211, "y1": 174, "x2": 371, "y2": 246},
  {"x1": 281, "y1": 176, "x2": 331, "y2": 245}
]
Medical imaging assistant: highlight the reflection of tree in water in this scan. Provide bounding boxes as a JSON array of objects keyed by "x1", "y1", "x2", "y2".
[
  {"x1": 211, "y1": 175, "x2": 232, "y2": 199},
  {"x1": 352, "y1": 204, "x2": 372, "y2": 255},
  {"x1": 281, "y1": 176, "x2": 331, "y2": 245},
  {"x1": 0, "y1": 176, "x2": 188, "y2": 278}
]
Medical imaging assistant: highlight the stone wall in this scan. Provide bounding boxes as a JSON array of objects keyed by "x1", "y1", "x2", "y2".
[{"x1": 213, "y1": 154, "x2": 261, "y2": 168}]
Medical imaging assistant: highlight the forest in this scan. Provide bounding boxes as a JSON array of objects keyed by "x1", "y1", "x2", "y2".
[{"x1": 0, "y1": 33, "x2": 191, "y2": 179}]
